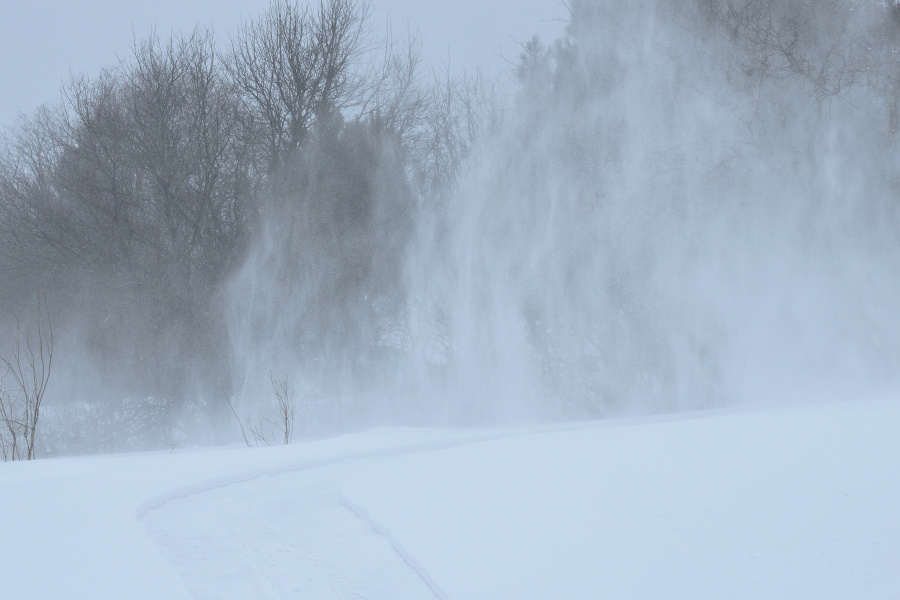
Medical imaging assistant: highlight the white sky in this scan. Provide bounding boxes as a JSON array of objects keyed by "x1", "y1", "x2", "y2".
[{"x1": 0, "y1": 0, "x2": 569, "y2": 128}]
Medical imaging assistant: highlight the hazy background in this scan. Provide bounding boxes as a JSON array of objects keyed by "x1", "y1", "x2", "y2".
[{"x1": 3, "y1": 0, "x2": 900, "y2": 457}]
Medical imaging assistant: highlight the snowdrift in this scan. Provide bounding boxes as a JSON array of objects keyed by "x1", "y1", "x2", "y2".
[{"x1": 1, "y1": 399, "x2": 897, "y2": 599}]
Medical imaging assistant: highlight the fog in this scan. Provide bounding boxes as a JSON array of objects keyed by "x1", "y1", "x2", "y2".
[
  {"x1": 419, "y1": 1, "x2": 900, "y2": 419},
  {"x1": 3, "y1": 0, "x2": 900, "y2": 456}
]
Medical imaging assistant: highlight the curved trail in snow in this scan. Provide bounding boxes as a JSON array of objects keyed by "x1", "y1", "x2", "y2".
[
  {"x1": 139, "y1": 406, "x2": 733, "y2": 519},
  {"x1": 139, "y1": 408, "x2": 741, "y2": 600}
]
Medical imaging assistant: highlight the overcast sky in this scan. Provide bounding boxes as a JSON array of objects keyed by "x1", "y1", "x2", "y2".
[{"x1": 0, "y1": 0, "x2": 568, "y2": 128}]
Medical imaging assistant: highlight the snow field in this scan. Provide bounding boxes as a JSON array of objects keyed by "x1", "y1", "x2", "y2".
[
  {"x1": 0, "y1": 399, "x2": 898, "y2": 599},
  {"x1": 343, "y1": 400, "x2": 900, "y2": 599}
]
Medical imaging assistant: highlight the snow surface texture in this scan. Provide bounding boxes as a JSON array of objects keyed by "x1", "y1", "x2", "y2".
[{"x1": 1, "y1": 399, "x2": 898, "y2": 599}]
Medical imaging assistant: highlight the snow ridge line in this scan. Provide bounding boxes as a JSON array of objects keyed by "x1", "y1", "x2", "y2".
[
  {"x1": 136, "y1": 408, "x2": 733, "y2": 520},
  {"x1": 341, "y1": 493, "x2": 449, "y2": 600}
]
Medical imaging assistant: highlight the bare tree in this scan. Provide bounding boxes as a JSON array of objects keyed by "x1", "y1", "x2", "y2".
[
  {"x1": 222, "y1": 374, "x2": 295, "y2": 446},
  {"x1": 411, "y1": 66, "x2": 497, "y2": 215},
  {"x1": 125, "y1": 28, "x2": 254, "y2": 285},
  {"x1": 227, "y1": 0, "x2": 373, "y2": 170},
  {"x1": 269, "y1": 372, "x2": 295, "y2": 445},
  {"x1": 222, "y1": 386, "x2": 252, "y2": 447},
  {"x1": 701, "y1": 0, "x2": 869, "y2": 118},
  {"x1": 356, "y1": 23, "x2": 429, "y2": 140},
  {"x1": 858, "y1": 1, "x2": 900, "y2": 134},
  {"x1": 5, "y1": 28, "x2": 257, "y2": 421},
  {"x1": 0, "y1": 368, "x2": 17, "y2": 461},
  {"x1": 0, "y1": 293, "x2": 53, "y2": 461}
]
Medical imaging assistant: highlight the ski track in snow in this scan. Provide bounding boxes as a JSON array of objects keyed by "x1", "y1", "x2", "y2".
[
  {"x1": 139, "y1": 406, "x2": 737, "y2": 518},
  {"x1": 339, "y1": 493, "x2": 450, "y2": 600},
  {"x1": 138, "y1": 412, "x2": 731, "y2": 600},
  {"x1": 144, "y1": 464, "x2": 440, "y2": 600},
  {"x1": 139, "y1": 429, "x2": 532, "y2": 599}
]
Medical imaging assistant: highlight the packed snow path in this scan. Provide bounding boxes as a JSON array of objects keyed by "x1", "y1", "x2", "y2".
[
  {"x1": 1, "y1": 399, "x2": 898, "y2": 599},
  {"x1": 143, "y1": 459, "x2": 441, "y2": 599}
]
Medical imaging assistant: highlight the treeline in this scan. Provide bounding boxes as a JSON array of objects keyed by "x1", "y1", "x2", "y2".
[
  {"x1": 0, "y1": 0, "x2": 489, "y2": 452},
  {"x1": 6, "y1": 0, "x2": 900, "y2": 454}
]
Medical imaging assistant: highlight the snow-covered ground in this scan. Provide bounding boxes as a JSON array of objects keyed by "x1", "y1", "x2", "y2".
[{"x1": 1, "y1": 398, "x2": 898, "y2": 599}]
